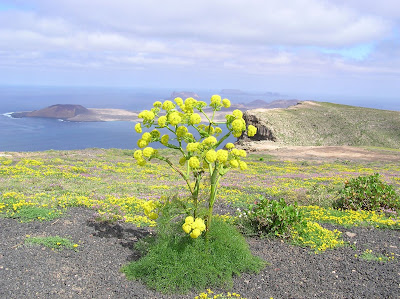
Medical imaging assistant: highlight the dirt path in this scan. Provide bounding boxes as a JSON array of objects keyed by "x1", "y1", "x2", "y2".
[{"x1": 240, "y1": 141, "x2": 400, "y2": 162}]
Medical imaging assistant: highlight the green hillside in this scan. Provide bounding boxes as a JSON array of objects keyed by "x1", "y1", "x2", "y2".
[{"x1": 247, "y1": 101, "x2": 400, "y2": 148}]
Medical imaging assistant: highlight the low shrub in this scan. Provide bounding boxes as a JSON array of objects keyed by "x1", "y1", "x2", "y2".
[
  {"x1": 121, "y1": 217, "x2": 265, "y2": 294},
  {"x1": 25, "y1": 235, "x2": 79, "y2": 251},
  {"x1": 334, "y1": 173, "x2": 400, "y2": 212},
  {"x1": 238, "y1": 197, "x2": 306, "y2": 238}
]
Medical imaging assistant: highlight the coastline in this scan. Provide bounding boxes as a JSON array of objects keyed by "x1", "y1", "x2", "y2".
[{"x1": 8, "y1": 107, "x2": 234, "y2": 123}]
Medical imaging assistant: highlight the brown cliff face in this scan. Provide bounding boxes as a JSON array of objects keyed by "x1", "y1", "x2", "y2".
[
  {"x1": 241, "y1": 111, "x2": 276, "y2": 142},
  {"x1": 13, "y1": 104, "x2": 90, "y2": 119}
]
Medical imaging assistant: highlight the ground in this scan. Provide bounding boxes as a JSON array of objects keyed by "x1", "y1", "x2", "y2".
[{"x1": 239, "y1": 142, "x2": 400, "y2": 162}]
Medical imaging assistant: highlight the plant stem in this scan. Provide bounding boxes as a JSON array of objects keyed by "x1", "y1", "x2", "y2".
[
  {"x1": 193, "y1": 173, "x2": 202, "y2": 218},
  {"x1": 205, "y1": 164, "x2": 221, "y2": 241}
]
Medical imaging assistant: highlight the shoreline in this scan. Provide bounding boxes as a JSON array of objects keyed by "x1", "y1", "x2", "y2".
[{"x1": 8, "y1": 107, "x2": 235, "y2": 123}]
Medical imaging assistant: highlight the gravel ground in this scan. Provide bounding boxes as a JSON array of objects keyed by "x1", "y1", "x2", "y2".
[{"x1": 1, "y1": 207, "x2": 399, "y2": 299}]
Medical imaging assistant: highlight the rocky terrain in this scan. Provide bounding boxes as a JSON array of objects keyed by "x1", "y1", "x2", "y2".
[{"x1": 239, "y1": 101, "x2": 400, "y2": 149}]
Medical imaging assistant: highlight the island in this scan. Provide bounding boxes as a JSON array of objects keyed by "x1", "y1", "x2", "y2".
[
  {"x1": 10, "y1": 95, "x2": 299, "y2": 122},
  {"x1": 11, "y1": 104, "x2": 140, "y2": 122}
]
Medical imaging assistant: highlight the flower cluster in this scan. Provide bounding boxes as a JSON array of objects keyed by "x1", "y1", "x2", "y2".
[
  {"x1": 133, "y1": 95, "x2": 256, "y2": 171},
  {"x1": 142, "y1": 200, "x2": 158, "y2": 220},
  {"x1": 194, "y1": 288, "x2": 248, "y2": 299},
  {"x1": 132, "y1": 95, "x2": 257, "y2": 236},
  {"x1": 182, "y1": 216, "x2": 206, "y2": 238}
]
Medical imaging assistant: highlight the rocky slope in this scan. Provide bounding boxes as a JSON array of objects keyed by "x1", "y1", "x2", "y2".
[{"x1": 239, "y1": 101, "x2": 400, "y2": 149}]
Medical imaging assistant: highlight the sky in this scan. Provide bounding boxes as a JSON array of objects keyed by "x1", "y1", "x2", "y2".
[{"x1": 0, "y1": 0, "x2": 399, "y2": 99}]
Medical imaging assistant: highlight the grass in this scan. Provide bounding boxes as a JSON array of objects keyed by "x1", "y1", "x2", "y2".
[
  {"x1": 247, "y1": 101, "x2": 400, "y2": 148},
  {"x1": 24, "y1": 235, "x2": 79, "y2": 251},
  {"x1": 0, "y1": 148, "x2": 399, "y2": 227},
  {"x1": 355, "y1": 249, "x2": 396, "y2": 262},
  {"x1": 122, "y1": 218, "x2": 265, "y2": 294}
]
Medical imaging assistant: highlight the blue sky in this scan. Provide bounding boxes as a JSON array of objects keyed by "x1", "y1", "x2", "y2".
[{"x1": 0, "y1": 0, "x2": 399, "y2": 99}]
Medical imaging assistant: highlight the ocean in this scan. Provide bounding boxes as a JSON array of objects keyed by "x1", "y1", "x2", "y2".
[{"x1": 0, "y1": 86, "x2": 399, "y2": 152}]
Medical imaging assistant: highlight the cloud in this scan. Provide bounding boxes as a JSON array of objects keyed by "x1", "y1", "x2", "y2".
[
  {"x1": 0, "y1": 0, "x2": 399, "y2": 95},
  {"x1": 11, "y1": 0, "x2": 390, "y2": 47}
]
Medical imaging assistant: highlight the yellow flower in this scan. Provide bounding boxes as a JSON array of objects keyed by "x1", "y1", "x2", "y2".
[
  {"x1": 151, "y1": 129, "x2": 160, "y2": 138},
  {"x1": 187, "y1": 142, "x2": 199, "y2": 152},
  {"x1": 216, "y1": 149, "x2": 229, "y2": 163},
  {"x1": 185, "y1": 216, "x2": 194, "y2": 224},
  {"x1": 138, "y1": 110, "x2": 155, "y2": 121},
  {"x1": 229, "y1": 159, "x2": 239, "y2": 168},
  {"x1": 232, "y1": 109, "x2": 243, "y2": 119},
  {"x1": 190, "y1": 113, "x2": 202, "y2": 125},
  {"x1": 232, "y1": 119, "x2": 244, "y2": 132},
  {"x1": 133, "y1": 150, "x2": 142, "y2": 160},
  {"x1": 190, "y1": 228, "x2": 201, "y2": 238},
  {"x1": 137, "y1": 139, "x2": 148, "y2": 148},
  {"x1": 214, "y1": 127, "x2": 223, "y2": 136},
  {"x1": 238, "y1": 149, "x2": 247, "y2": 157},
  {"x1": 143, "y1": 147, "x2": 154, "y2": 158},
  {"x1": 174, "y1": 97, "x2": 184, "y2": 106},
  {"x1": 73, "y1": 244, "x2": 79, "y2": 248},
  {"x1": 247, "y1": 125, "x2": 257, "y2": 137},
  {"x1": 185, "y1": 97, "x2": 197, "y2": 108},
  {"x1": 239, "y1": 161, "x2": 247, "y2": 170},
  {"x1": 203, "y1": 136, "x2": 217, "y2": 146},
  {"x1": 157, "y1": 116, "x2": 167, "y2": 127},
  {"x1": 160, "y1": 134, "x2": 169, "y2": 145},
  {"x1": 162, "y1": 100, "x2": 175, "y2": 111},
  {"x1": 134, "y1": 123, "x2": 142, "y2": 133},
  {"x1": 226, "y1": 143, "x2": 235, "y2": 150},
  {"x1": 142, "y1": 132, "x2": 152, "y2": 142},
  {"x1": 222, "y1": 98, "x2": 231, "y2": 108},
  {"x1": 148, "y1": 212, "x2": 158, "y2": 220},
  {"x1": 193, "y1": 218, "x2": 206, "y2": 231},
  {"x1": 233, "y1": 131, "x2": 242, "y2": 138},
  {"x1": 182, "y1": 223, "x2": 192, "y2": 234},
  {"x1": 168, "y1": 112, "x2": 181, "y2": 126},
  {"x1": 153, "y1": 101, "x2": 162, "y2": 108},
  {"x1": 206, "y1": 150, "x2": 217, "y2": 163},
  {"x1": 189, "y1": 157, "x2": 200, "y2": 169},
  {"x1": 176, "y1": 126, "x2": 188, "y2": 138},
  {"x1": 137, "y1": 158, "x2": 146, "y2": 166}
]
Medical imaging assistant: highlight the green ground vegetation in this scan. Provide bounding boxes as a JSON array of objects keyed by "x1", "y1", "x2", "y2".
[
  {"x1": 0, "y1": 148, "x2": 399, "y2": 294},
  {"x1": 247, "y1": 101, "x2": 400, "y2": 148},
  {"x1": 24, "y1": 235, "x2": 79, "y2": 251}
]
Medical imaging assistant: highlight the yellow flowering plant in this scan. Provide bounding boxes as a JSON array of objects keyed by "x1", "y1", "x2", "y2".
[{"x1": 133, "y1": 95, "x2": 257, "y2": 238}]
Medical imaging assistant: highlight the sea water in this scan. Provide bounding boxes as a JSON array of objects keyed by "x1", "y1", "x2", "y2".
[
  {"x1": 0, "y1": 86, "x2": 398, "y2": 152},
  {"x1": 0, "y1": 86, "x2": 231, "y2": 152}
]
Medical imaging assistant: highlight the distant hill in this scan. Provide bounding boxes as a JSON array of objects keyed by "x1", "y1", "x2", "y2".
[
  {"x1": 242, "y1": 101, "x2": 400, "y2": 148},
  {"x1": 220, "y1": 89, "x2": 282, "y2": 97},
  {"x1": 242, "y1": 99, "x2": 299, "y2": 109},
  {"x1": 11, "y1": 104, "x2": 139, "y2": 122},
  {"x1": 167, "y1": 91, "x2": 200, "y2": 100},
  {"x1": 12, "y1": 104, "x2": 89, "y2": 119}
]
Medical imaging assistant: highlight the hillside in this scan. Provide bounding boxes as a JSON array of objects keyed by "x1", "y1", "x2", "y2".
[{"x1": 242, "y1": 101, "x2": 400, "y2": 148}]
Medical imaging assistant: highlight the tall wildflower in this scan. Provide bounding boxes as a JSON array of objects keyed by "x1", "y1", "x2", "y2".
[{"x1": 133, "y1": 95, "x2": 256, "y2": 238}]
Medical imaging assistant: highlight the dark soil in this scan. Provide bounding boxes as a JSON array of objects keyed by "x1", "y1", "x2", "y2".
[{"x1": 1, "y1": 207, "x2": 399, "y2": 299}]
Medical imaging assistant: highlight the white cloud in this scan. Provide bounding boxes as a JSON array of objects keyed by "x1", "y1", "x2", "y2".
[
  {"x1": 8, "y1": 0, "x2": 391, "y2": 46},
  {"x1": 0, "y1": 0, "x2": 399, "y2": 95}
]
